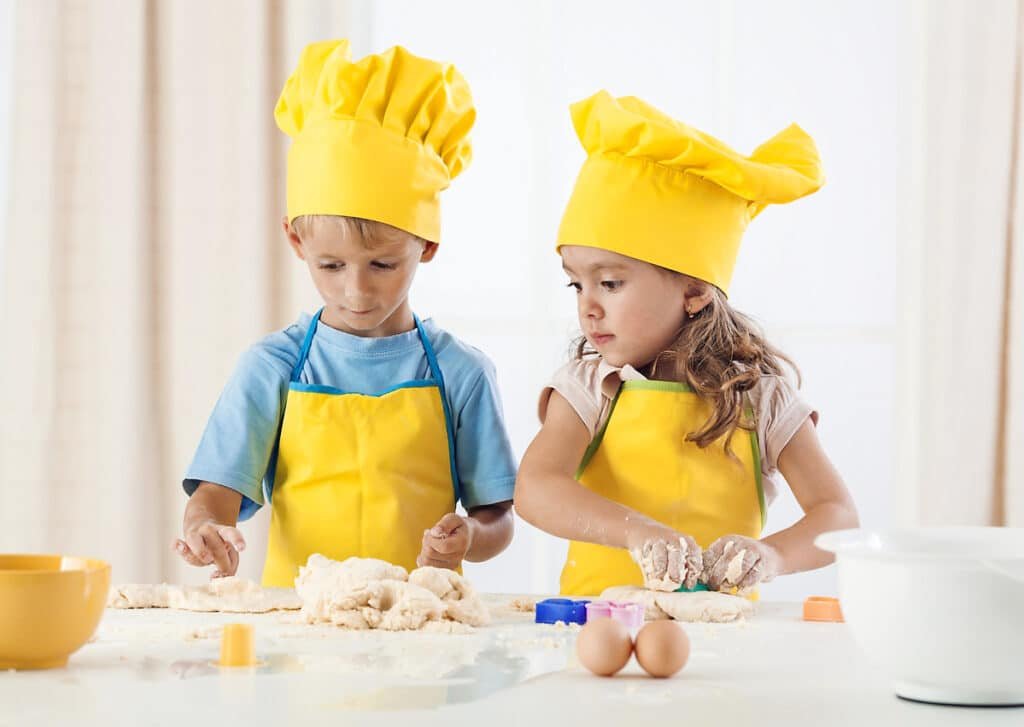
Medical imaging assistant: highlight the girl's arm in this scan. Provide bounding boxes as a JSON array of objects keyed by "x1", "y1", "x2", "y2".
[
  {"x1": 515, "y1": 391, "x2": 694, "y2": 555},
  {"x1": 762, "y1": 419, "x2": 860, "y2": 574}
]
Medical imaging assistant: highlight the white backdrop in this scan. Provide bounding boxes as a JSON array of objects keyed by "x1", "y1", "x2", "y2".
[
  {"x1": 0, "y1": 0, "x2": 1019, "y2": 598},
  {"x1": 341, "y1": 0, "x2": 911, "y2": 598}
]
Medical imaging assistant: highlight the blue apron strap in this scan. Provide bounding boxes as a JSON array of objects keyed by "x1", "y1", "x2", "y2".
[
  {"x1": 414, "y1": 314, "x2": 461, "y2": 503},
  {"x1": 290, "y1": 308, "x2": 323, "y2": 383}
]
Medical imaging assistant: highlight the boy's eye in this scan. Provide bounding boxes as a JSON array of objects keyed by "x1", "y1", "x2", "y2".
[
  {"x1": 601, "y1": 280, "x2": 623, "y2": 291},
  {"x1": 319, "y1": 262, "x2": 343, "y2": 271},
  {"x1": 371, "y1": 261, "x2": 397, "y2": 270},
  {"x1": 566, "y1": 281, "x2": 582, "y2": 293}
]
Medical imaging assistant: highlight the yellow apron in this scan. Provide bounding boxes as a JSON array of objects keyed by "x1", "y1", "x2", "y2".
[
  {"x1": 560, "y1": 380, "x2": 765, "y2": 596},
  {"x1": 262, "y1": 309, "x2": 459, "y2": 587}
]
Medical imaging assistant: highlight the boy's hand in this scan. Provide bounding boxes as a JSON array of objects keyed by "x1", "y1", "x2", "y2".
[
  {"x1": 416, "y1": 513, "x2": 474, "y2": 571},
  {"x1": 626, "y1": 524, "x2": 703, "y2": 591},
  {"x1": 702, "y1": 534, "x2": 780, "y2": 592},
  {"x1": 173, "y1": 520, "x2": 246, "y2": 578}
]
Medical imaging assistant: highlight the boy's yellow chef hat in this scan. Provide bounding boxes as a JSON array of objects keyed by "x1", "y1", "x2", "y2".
[
  {"x1": 556, "y1": 91, "x2": 824, "y2": 294},
  {"x1": 275, "y1": 39, "x2": 475, "y2": 243}
]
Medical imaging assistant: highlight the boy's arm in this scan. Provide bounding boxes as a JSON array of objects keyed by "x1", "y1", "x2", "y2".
[
  {"x1": 175, "y1": 482, "x2": 247, "y2": 578},
  {"x1": 417, "y1": 502, "x2": 513, "y2": 570}
]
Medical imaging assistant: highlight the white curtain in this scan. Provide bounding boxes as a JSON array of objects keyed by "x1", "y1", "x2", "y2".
[
  {"x1": 895, "y1": 0, "x2": 1023, "y2": 527},
  {"x1": 0, "y1": 0, "x2": 349, "y2": 583}
]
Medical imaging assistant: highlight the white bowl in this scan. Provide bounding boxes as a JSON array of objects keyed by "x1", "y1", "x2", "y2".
[{"x1": 815, "y1": 527, "x2": 1024, "y2": 706}]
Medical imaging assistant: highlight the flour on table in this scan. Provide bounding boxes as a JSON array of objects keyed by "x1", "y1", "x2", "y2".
[
  {"x1": 294, "y1": 554, "x2": 490, "y2": 631},
  {"x1": 106, "y1": 577, "x2": 301, "y2": 613},
  {"x1": 600, "y1": 585, "x2": 753, "y2": 623}
]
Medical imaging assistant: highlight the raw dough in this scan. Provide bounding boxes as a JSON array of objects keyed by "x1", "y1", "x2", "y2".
[
  {"x1": 294, "y1": 554, "x2": 490, "y2": 631},
  {"x1": 601, "y1": 585, "x2": 753, "y2": 623},
  {"x1": 724, "y1": 548, "x2": 748, "y2": 584},
  {"x1": 107, "y1": 577, "x2": 301, "y2": 613}
]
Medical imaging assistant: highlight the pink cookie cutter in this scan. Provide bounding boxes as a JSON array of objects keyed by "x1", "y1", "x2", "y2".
[{"x1": 585, "y1": 600, "x2": 644, "y2": 631}]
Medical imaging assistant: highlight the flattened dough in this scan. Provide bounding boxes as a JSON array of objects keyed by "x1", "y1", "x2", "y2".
[
  {"x1": 107, "y1": 577, "x2": 301, "y2": 613},
  {"x1": 601, "y1": 585, "x2": 753, "y2": 623}
]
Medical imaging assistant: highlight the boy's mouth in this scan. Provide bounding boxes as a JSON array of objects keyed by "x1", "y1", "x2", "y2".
[{"x1": 590, "y1": 333, "x2": 614, "y2": 345}]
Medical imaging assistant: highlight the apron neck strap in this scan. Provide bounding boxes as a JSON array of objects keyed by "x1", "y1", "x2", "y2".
[
  {"x1": 290, "y1": 310, "x2": 448, "y2": 393},
  {"x1": 290, "y1": 308, "x2": 324, "y2": 383}
]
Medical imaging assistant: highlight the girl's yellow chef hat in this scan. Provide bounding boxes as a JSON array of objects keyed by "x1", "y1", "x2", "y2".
[
  {"x1": 556, "y1": 91, "x2": 824, "y2": 294},
  {"x1": 275, "y1": 40, "x2": 475, "y2": 243}
]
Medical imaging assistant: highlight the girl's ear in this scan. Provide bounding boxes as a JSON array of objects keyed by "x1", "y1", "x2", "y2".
[
  {"x1": 420, "y1": 241, "x2": 439, "y2": 263},
  {"x1": 283, "y1": 217, "x2": 305, "y2": 260},
  {"x1": 683, "y1": 279, "x2": 715, "y2": 317}
]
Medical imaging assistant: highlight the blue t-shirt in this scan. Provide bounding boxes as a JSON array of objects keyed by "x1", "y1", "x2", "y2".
[{"x1": 183, "y1": 312, "x2": 517, "y2": 521}]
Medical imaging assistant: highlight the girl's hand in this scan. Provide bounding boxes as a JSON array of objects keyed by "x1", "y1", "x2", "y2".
[
  {"x1": 173, "y1": 520, "x2": 246, "y2": 578},
  {"x1": 626, "y1": 524, "x2": 703, "y2": 591},
  {"x1": 702, "y1": 535, "x2": 780, "y2": 592},
  {"x1": 416, "y1": 513, "x2": 473, "y2": 570}
]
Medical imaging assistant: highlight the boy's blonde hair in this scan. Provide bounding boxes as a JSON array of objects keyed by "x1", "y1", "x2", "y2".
[
  {"x1": 575, "y1": 286, "x2": 800, "y2": 455},
  {"x1": 292, "y1": 215, "x2": 428, "y2": 248}
]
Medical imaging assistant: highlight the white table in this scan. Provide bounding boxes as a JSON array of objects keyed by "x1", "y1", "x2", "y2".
[{"x1": 0, "y1": 599, "x2": 1018, "y2": 726}]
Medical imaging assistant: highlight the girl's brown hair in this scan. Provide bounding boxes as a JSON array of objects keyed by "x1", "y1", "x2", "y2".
[{"x1": 575, "y1": 285, "x2": 800, "y2": 454}]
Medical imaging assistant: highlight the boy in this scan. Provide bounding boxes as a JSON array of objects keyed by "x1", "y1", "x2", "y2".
[{"x1": 174, "y1": 40, "x2": 516, "y2": 586}]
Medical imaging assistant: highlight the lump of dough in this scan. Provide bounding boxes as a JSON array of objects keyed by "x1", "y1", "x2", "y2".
[
  {"x1": 295, "y1": 555, "x2": 486, "y2": 631},
  {"x1": 408, "y1": 567, "x2": 490, "y2": 626}
]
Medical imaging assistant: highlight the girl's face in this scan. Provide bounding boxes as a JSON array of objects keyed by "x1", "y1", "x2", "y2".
[
  {"x1": 562, "y1": 245, "x2": 705, "y2": 369},
  {"x1": 284, "y1": 217, "x2": 437, "y2": 337}
]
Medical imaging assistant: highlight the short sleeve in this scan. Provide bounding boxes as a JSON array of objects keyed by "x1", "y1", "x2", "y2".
[
  {"x1": 749, "y1": 375, "x2": 819, "y2": 473},
  {"x1": 537, "y1": 358, "x2": 607, "y2": 436},
  {"x1": 451, "y1": 360, "x2": 517, "y2": 510},
  {"x1": 182, "y1": 344, "x2": 292, "y2": 521}
]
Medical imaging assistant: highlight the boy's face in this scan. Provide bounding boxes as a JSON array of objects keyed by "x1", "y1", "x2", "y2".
[
  {"x1": 561, "y1": 245, "x2": 710, "y2": 369},
  {"x1": 284, "y1": 217, "x2": 438, "y2": 337}
]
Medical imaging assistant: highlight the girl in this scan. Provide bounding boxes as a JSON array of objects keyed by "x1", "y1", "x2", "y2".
[{"x1": 515, "y1": 91, "x2": 859, "y2": 596}]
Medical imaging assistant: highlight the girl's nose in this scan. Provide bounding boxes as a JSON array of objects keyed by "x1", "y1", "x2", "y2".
[{"x1": 579, "y1": 293, "x2": 602, "y2": 319}]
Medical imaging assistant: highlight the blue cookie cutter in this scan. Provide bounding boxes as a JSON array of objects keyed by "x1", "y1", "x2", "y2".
[
  {"x1": 675, "y1": 583, "x2": 709, "y2": 592},
  {"x1": 534, "y1": 598, "x2": 590, "y2": 625}
]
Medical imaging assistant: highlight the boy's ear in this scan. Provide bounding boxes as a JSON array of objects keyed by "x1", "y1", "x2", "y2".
[
  {"x1": 420, "y1": 241, "x2": 439, "y2": 263},
  {"x1": 282, "y1": 216, "x2": 305, "y2": 260}
]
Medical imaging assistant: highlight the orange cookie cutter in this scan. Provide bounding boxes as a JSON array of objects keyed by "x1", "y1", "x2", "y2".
[{"x1": 802, "y1": 596, "x2": 844, "y2": 622}]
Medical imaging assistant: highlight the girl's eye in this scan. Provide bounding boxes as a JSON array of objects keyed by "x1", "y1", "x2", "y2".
[
  {"x1": 601, "y1": 280, "x2": 623, "y2": 291},
  {"x1": 566, "y1": 281, "x2": 582, "y2": 293}
]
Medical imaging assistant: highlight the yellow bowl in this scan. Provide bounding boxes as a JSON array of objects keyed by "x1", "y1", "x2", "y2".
[{"x1": 0, "y1": 554, "x2": 110, "y2": 669}]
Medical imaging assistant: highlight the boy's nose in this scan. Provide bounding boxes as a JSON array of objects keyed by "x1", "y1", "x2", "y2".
[{"x1": 345, "y1": 270, "x2": 373, "y2": 300}]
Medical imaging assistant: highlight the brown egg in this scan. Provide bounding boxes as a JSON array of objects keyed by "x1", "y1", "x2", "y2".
[
  {"x1": 576, "y1": 617, "x2": 633, "y2": 676},
  {"x1": 634, "y1": 620, "x2": 690, "y2": 678}
]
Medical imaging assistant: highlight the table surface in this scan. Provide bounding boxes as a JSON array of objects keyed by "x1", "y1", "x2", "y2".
[{"x1": 0, "y1": 597, "x2": 1019, "y2": 726}]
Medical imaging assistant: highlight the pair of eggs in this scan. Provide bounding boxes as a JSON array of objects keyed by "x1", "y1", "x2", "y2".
[{"x1": 576, "y1": 617, "x2": 690, "y2": 678}]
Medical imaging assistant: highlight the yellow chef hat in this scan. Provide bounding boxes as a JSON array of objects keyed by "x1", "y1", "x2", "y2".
[
  {"x1": 556, "y1": 91, "x2": 824, "y2": 294},
  {"x1": 275, "y1": 39, "x2": 475, "y2": 242}
]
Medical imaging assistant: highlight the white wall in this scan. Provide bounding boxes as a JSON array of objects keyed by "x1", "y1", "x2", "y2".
[{"x1": 355, "y1": 0, "x2": 917, "y2": 598}]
